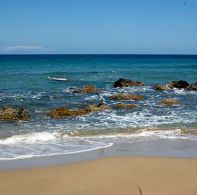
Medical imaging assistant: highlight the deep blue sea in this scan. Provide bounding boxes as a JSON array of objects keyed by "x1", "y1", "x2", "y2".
[{"x1": 0, "y1": 54, "x2": 197, "y2": 160}]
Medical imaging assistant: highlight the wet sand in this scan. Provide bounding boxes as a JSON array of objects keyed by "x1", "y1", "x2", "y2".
[{"x1": 0, "y1": 156, "x2": 197, "y2": 195}]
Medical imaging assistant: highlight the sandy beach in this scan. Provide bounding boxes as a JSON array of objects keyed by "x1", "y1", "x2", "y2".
[{"x1": 0, "y1": 156, "x2": 197, "y2": 195}]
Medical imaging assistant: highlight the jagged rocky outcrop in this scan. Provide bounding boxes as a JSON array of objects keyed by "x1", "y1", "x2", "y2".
[
  {"x1": 0, "y1": 107, "x2": 31, "y2": 121},
  {"x1": 110, "y1": 93, "x2": 144, "y2": 101},
  {"x1": 186, "y1": 82, "x2": 197, "y2": 91},
  {"x1": 113, "y1": 78, "x2": 144, "y2": 88},
  {"x1": 113, "y1": 103, "x2": 138, "y2": 109},
  {"x1": 160, "y1": 98, "x2": 180, "y2": 106},
  {"x1": 75, "y1": 86, "x2": 100, "y2": 93},
  {"x1": 166, "y1": 80, "x2": 189, "y2": 89}
]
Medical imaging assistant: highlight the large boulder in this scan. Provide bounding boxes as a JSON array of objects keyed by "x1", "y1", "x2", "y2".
[
  {"x1": 160, "y1": 98, "x2": 180, "y2": 106},
  {"x1": 75, "y1": 86, "x2": 100, "y2": 93},
  {"x1": 0, "y1": 107, "x2": 31, "y2": 121},
  {"x1": 47, "y1": 107, "x2": 90, "y2": 118},
  {"x1": 113, "y1": 103, "x2": 138, "y2": 109},
  {"x1": 113, "y1": 78, "x2": 144, "y2": 88},
  {"x1": 185, "y1": 82, "x2": 197, "y2": 91},
  {"x1": 166, "y1": 80, "x2": 189, "y2": 89},
  {"x1": 110, "y1": 93, "x2": 144, "y2": 101}
]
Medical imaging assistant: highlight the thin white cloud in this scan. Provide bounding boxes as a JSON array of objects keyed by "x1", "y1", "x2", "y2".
[
  {"x1": 0, "y1": 45, "x2": 56, "y2": 54},
  {"x1": 2, "y1": 45, "x2": 44, "y2": 51}
]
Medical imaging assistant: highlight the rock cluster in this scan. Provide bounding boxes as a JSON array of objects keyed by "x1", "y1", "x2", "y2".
[
  {"x1": 153, "y1": 80, "x2": 197, "y2": 91},
  {"x1": 1, "y1": 78, "x2": 195, "y2": 121}
]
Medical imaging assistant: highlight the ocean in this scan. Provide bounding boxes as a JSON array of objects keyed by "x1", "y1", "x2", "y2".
[{"x1": 0, "y1": 54, "x2": 197, "y2": 160}]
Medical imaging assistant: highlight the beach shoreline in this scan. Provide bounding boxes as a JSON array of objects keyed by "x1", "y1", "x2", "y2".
[
  {"x1": 1, "y1": 138, "x2": 197, "y2": 170},
  {"x1": 0, "y1": 156, "x2": 197, "y2": 195}
]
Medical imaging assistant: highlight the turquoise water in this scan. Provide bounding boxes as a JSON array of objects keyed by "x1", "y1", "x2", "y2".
[{"x1": 0, "y1": 54, "x2": 197, "y2": 160}]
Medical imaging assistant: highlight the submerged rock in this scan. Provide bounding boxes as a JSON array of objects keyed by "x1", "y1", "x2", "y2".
[
  {"x1": 153, "y1": 84, "x2": 169, "y2": 91},
  {"x1": 160, "y1": 98, "x2": 180, "y2": 106},
  {"x1": 185, "y1": 82, "x2": 197, "y2": 91},
  {"x1": 85, "y1": 104, "x2": 110, "y2": 112},
  {"x1": 166, "y1": 80, "x2": 189, "y2": 89},
  {"x1": 113, "y1": 78, "x2": 144, "y2": 88},
  {"x1": 47, "y1": 107, "x2": 90, "y2": 118},
  {"x1": 113, "y1": 103, "x2": 138, "y2": 109},
  {"x1": 76, "y1": 86, "x2": 100, "y2": 93},
  {"x1": 110, "y1": 93, "x2": 144, "y2": 101},
  {"x1": 0, "y1": 107, "x2": 31, "y2": 121},
  {"x1": 48, "y1": 104, "x2": 110, "y2": 119}
]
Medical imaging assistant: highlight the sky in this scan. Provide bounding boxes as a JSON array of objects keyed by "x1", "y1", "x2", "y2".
[{"x1": 0, "y1": 0, "x2": 197, "y2": 54}]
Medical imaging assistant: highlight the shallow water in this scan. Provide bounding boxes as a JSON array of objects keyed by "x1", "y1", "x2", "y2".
[{"x1": 0, "y1": 54, "x2": 197, "y2": 160}]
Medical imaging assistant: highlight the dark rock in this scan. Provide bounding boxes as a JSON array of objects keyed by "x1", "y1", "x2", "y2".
[
  {"x1": 167, "y1": 80, "x2": 189, "y2": 89},
  {"x1": 185, "y1": 82, "x2": 197, "y2": 91},
  {"x1": 113, "y1": 78, "x2": 144, "y2": 88},
  {"x1": 110, "y1": 93, "x2": 144, "y2": 101},
  {"x1": 0, "y1": 107, "x2": 31, "y2": 121},
  {"x1": 160, "y1": 98, "x2": 180, "y2": 106},
  {"x1": 113, "y1": 103, "x2": 138, "y2": 109}
]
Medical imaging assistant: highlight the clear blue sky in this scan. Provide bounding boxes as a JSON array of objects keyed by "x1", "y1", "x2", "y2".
[{"x1": 0, "y1": 0, "x2": 197, "y2": 54}]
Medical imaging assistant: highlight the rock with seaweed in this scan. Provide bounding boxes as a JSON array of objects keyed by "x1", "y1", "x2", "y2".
[
  {"x1": 0, "y1": 107, "x2": 31, "y2": 121},
  {"x1": 113, "y1": 103, "x2": 138, "y2": 109},
  {"x1": 160, "y1": 98, "x2": 180, "y2": 106},
  {"x1": 110, "y1": 93, "x2": 144, "y2": 101}
]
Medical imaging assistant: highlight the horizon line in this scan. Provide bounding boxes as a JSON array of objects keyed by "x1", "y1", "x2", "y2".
[{"x1": 0, "y1": 53, "x2": 197, "y2": 56}]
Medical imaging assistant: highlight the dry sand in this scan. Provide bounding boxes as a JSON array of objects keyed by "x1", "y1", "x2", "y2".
[{"x1": 0, "y1": 157, "x2": 197, "y2": 195}]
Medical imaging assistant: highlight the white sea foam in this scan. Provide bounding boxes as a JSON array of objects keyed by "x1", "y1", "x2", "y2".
[
  {"x1": 0, "y1": 127, "x2": 196, "y2": 161},
  {"x1": 166, "y1": 88, "x2": 197, "y2": 95},
  {"x1": 0, "y1": 133, "x2": 113, "y2": 160},
  {"x1": 0, "y1": 142, "x2": 113, "y2": 161},
  {"x1": 0, "y1": 132, "x2": 59, "y2": 145},
  {"x1": 48, "y1": 76, "x2": 68, "y2": 81}
]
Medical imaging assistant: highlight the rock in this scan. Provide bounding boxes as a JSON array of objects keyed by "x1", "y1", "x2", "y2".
[
  {"x1": 185, "y1": 82, "x2": 197, "y2": 91},
  {"x1": 76, "y1": 86, "x2": 100, "y2": 93},
  {"x1": 47, "y1": 107, "x2": 90, "y2": 118},
  {"x1": 166, "y1": 80, "x2": 189, "y2": 89},
  {"x1": 110, "y1": 93, "x2": 144, "y2": 101},
  {"x1": 85, "y1": 104, "x2": 110, "y2": 112},
  {"x1": 0, "y1": 107, "x2": 31, "y2": 121},
  {"x1": 160, "y1": 98, "x2": 180, "y2": 106},
  {"x1": 113, "y1": 103, "x2": 138, "y2": 109},
  {"x1": 48, "y1": 104, "x2": 110, "y2": 119},
  {"x1": 113, "y1": 78, "x2": 144, "y2": 88},
  {"x1": 153, "y1": 84, "x2": 169, "y2": 90}
]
